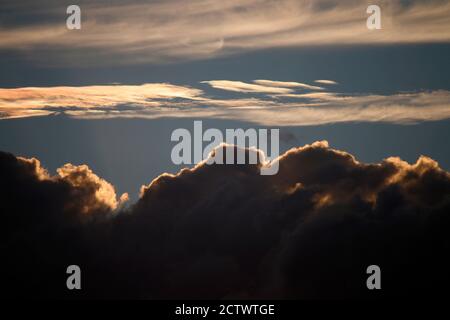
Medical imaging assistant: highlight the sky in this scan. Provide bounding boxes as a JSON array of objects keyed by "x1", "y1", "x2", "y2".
[
  {"x1": 1, "y1": 35, "x2": 450, "y2": 198},
  {"x1": 1, "y1": 0, "x2": 450, "y2": 298}
]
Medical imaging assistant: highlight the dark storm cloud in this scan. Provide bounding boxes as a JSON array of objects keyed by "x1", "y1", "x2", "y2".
[
  {"x1": 1, "y1": 142, "x2": 450, "y2": 298},
  {"x1": 0, "y1": 151, "x2": 127, "y2": 297}
]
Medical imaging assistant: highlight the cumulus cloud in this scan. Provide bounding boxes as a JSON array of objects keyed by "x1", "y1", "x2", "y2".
[
  {"x1": 56, "y1": 163, "x2": 127, "y2": 212},
  {"x1": 1, "y1": 152, "x2": 126, "y2": 217},
  {"x1": 0, "y1": 151, "x2": 129, "y2": 297},
  {"x1": 2, "y1": 142, "x2": 450, "y2": 298},
  {"x1": 1, "y1": 81, "x2": 450, "y2": 125},
  {"x1": 1, "y1": 0, "x2": 450, "y2": 65}
]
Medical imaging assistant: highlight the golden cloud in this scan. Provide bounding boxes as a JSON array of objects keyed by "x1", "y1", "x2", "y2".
[
  {"x1": 1, "y1": 81, "x2": 450, "y2": 126},
  {"x1": 1, "y1": 0, "x2": 449, "y2": 65}
]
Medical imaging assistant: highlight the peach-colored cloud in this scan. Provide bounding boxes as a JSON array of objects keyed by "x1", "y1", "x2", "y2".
[
  {"x1": 1, "y1": 81, "x2": 450, "y2": 126},
  {"x1": 0, "y1": 83, "x2": 203, "y2": 118},
  {"x1": 57, "y1": 163, "x2": 125, "y2": 212},
  {"x1": 1, "y1": 0, "x2": 449, "y2": 65},
  {"x1": 253, "y1": 80, "x2": 324, "y2": 91},
  {"x1": 315, "y1": 80, "x2": 338, "y2": 85},
  {"x1": 201, "y1": 80, "x2": 294, "y2": 93}
]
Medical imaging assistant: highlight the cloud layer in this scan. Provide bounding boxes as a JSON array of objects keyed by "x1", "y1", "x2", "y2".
[
  {"x1": 1, "y1": 0, "x2": 450, "y2": 65},
  {"x1": 1, "y1": 80, "x2": 450, "y2": 125},
  {"x1": 0, "y1": 83, "x2": 203, "y2": 118},
  {"x1": 2, "y1": 142, "x2": 450, "y2": 298}
]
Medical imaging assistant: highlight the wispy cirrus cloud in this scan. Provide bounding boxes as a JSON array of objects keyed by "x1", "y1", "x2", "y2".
[
  {"x1": 315, "y1": 80, "x2": 338, "y2": 85},
  {"x1": 1, "y1": 79, "x2": 450, "y2": 126},
  {"x1": 201, "y1": 80, "x2": 296, "y2": 93},
  {"x1": 0, "y1": 83, "x2": 203, "y2": 118},
  {"x1": 1, "y1": 0, "x2": 450, "y2": 65},
  {"x1": 253, "y1": 80, "x2": 324, "y2": 91}
]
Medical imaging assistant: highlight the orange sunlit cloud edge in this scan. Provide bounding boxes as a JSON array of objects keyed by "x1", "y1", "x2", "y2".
[{"x1": 1, "y1": 80, "x2": 450, "y2": 125}]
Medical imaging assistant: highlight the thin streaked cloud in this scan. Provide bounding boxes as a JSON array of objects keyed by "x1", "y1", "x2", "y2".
[
  {"x1": 1, "y1": 80, "x2": 450, "y2": 126},
  {"x1": 1, "y1": 0, "x2": 450, "y2": 65},
  {"x1": 201, "y1": 80, "x2": 295, "y2": 93},
  {"x1": 315, "y1": 80, "x2": 338, "y2": 85},
  {"x1": 253, "y1": 80, "x2": 324, "y2": 91},
  {"x1": 0, "y1": 83, "x2": 203, "y2": 118}
]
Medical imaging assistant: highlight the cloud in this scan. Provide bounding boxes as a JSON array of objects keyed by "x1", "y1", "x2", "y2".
[
  {"x1": 2, "y1": 81, "x2": 450, "y2": 126},
  {"x1": 201, "y1": 80, "x2": 294, "y2": 94},
  {"x1": 1, "y1": 0, "x2": 450, "y2": 65},
  {"x1": 253, "y1": 80, "x2": 324, "y2": 91},
  {"x1": 2, "y1": 153, "x2": 126, "y2": 216},
  {"x1": 0, "y1": 83, "x2": 203, "y2": 119},
  {"x1": 2, "y1": 142, "x2": 450, "y2": 298},
  {"x1": 56, "y1": 163, "x2": 127, "y2": 213},
  {"x1": 0, "y1": 150, "x2": 129, "y2": 297},
  {"x1": 315, "y1": 80, "x2": 338, "y2": 85}
]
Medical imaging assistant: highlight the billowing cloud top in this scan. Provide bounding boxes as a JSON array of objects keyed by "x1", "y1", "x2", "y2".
[
  {"x1": 1, "y1": 80, "x2": 450, "y2": 125},
  {"x1": 2, "y1": 142, "x2": 450, "y2": 298},
  {"x1": 1, "y1": 0, "x2": 450, "y2": 65}
]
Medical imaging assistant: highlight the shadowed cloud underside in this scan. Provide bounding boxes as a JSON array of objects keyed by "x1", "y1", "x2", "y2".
[{"x1": 1, "y1": 141, "x2": 450, "y2": 298}]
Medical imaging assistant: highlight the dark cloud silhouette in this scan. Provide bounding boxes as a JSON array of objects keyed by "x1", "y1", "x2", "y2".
[{"x1": 1, "y1": 142, "x2": 450, "y2": 298}]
